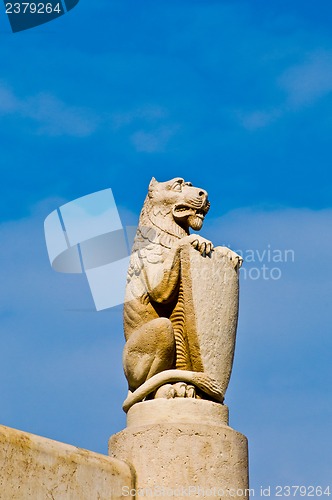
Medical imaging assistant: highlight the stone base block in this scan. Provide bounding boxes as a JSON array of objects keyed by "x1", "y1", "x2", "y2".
[
  {"x1": 0, "y1": 424, "x2": 134, "y2": 499},
  {"x1": 109, "y1": 399, "x2": 249, "y2": 499}
]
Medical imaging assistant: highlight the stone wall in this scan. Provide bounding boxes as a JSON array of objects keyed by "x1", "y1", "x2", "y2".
[{"x1": 0, "y1": 424, "x2": 134, "y2": 499}]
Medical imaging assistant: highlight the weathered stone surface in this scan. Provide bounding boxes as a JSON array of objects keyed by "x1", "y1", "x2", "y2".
[
  {"x1": 122, "y1": 177, "x2": 242, "y2": 412},
  {"x1": 126, "y1": 398, "x2": 229, "y2": 427},
  {"x1": 0, "y1": 424, "x2": 134, "y2": 499},
  {"x1": 110, "y1": 399, "x2": 249, "y2": 500},
  {"x1": 184, "y1": 244, "x2": 240, "y2": 397}
]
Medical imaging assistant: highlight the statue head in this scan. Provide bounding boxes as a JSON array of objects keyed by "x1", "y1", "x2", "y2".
[{"x1": 148, "y1": 177, "x2": 210, "y2": 231}]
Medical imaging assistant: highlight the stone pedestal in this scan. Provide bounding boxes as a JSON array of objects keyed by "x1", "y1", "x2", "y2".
[{"x1": 109, "y1": 399, "x2": 249, "y2": 499}]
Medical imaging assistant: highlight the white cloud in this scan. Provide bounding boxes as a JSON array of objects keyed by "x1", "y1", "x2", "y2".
[
  {"x1": 0, "y1": 83, "x2": 19, "y2": 113},
  {"x1": 109, "y1": 103, "x2": 179, "y2": 152},
  {"x1": 239, "y1": 50, "x2": 332, "y2": 130},
  {"x1": 111, "y1": 105, "x2": 168, "y2": 130},
  {"x1": 237, "y1": 108, "x2": 282, "y2": 130},
  {"x1": 0, "y1": 81, "x2": 176, "y2": 143},
  {"x1": 278, "y1": 50, "x2": 332, "y2": 107},
  {"x1": 131, "y1": 125, "x2": 179, "y2": 153},
  {"x1": 0, "y1": 82, "x2": 99, "y2": 137}
]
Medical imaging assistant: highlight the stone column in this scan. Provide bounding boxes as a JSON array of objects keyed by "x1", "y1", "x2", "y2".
[{"x1": 109, "y1": 399, "x2": 249, "y2": 499}]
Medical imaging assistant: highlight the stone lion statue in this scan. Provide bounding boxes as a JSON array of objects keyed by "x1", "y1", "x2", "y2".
[{"x1": 122, "y1": 177, "x2": 242, "y2": 412}]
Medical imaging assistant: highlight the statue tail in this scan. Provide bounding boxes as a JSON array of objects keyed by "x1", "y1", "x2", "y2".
[{"x1": 122, "y1": 369, "x2": 224, "y2": 413}]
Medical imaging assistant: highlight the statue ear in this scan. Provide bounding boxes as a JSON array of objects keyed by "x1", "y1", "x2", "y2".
[{"x1": 149, "y1": 177, "x2": 158, "y2": 190}]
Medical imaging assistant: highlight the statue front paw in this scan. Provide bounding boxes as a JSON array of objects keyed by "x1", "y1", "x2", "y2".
[
  {"x1": 217, "y1": 247, "x2": 243, "y2": 270},
  {"x1": 185, "y1": 234, "x2": 214, "y2": 256}
]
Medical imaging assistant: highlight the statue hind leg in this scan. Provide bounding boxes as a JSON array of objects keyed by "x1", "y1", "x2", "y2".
[{"x1": 123, "y1": 317, "x2": 176, "y2": 392}]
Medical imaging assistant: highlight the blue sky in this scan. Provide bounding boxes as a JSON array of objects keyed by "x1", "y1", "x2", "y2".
[{"x1": 0, "y1": 0, "x2": 332, "y2": 495}]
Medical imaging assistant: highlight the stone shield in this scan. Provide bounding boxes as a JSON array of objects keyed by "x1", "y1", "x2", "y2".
[{"x1": 180, "y1": 245, "x2": 240, "y2": 397}]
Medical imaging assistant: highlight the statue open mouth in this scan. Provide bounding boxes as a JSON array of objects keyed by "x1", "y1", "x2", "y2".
[
  {"x1": 195, "y1": 209, "x2": 207, "y2": 220},
  {"x1": 173, "y1": 203, "x2": 210, "y2": 221}
]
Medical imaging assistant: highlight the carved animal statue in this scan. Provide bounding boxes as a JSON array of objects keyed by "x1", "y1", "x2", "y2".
[{"x1": 122, "y1": 177, "x2": 242, "y2": 412}]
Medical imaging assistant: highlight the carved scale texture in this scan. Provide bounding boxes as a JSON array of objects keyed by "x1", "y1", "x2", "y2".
[{"x1": 170, "y1": 281, "x2": 191, "y2": 370}]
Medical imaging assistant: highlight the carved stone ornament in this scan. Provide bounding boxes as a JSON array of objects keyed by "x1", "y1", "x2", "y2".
[{"x1": 122, "y1": 177, "x2": 243, "y2": 412}]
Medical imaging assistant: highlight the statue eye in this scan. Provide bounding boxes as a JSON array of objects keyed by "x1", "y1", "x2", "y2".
[
  {"x1": 184, "y1": 182, "x2": 192, "y2": 187},
  {"x1": 172, "y1": 183, "x2": 182, "y2": 192}
]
